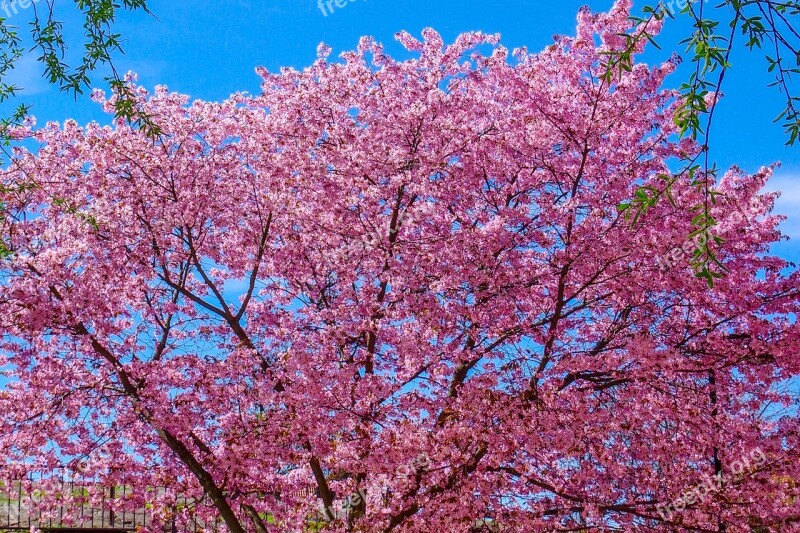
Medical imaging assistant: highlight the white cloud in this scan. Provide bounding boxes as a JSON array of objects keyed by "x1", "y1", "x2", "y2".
[
  {"x1": 6, "y1": 52, "x2": 50, "y2": 96},
  {"x1": 764, "y1": 173, "x2": 800, "y2": 240}
]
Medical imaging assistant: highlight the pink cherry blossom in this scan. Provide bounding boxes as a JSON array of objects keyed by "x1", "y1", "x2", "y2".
[{"x1": 1, "y1": 2, "x2": 799, "y2": 531}]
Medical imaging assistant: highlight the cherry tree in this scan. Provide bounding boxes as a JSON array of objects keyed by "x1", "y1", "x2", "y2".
[{"x1": 1, "y1": 1, "x2": 799, "y2": 531}]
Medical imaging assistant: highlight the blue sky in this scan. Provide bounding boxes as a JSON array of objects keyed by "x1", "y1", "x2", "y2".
[{"x1": 2, "y1": 0, "x2": 798, "y2": 259}]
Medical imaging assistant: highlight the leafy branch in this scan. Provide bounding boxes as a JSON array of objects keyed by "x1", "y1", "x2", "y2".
[
  {"x1": 0, "y1": 0, "x2": 156, "y2": 149},
  {"x1": 610, "y1": 0, "x2": 800, "y2": 286}
]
